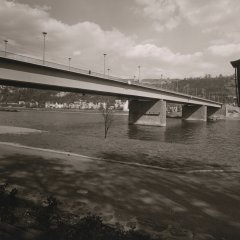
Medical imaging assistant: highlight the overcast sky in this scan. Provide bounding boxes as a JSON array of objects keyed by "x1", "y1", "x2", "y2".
[{"x1": 0, "y1": 0, "x2": 239, "y2": 79}]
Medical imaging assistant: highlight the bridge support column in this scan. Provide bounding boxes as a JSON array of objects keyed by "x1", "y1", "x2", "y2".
[
  {"x1": 207, "y1": 104, "x2": 228, "y2": 120},
  {"x1": 182, "y1": 105, "x2": 207, "y2": 121},
  {"x1": 128, "y1": 99, "x2": 166, "y2": 126}
]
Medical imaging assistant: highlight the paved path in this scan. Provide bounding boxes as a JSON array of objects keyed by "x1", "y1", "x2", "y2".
[{"x1": 0, "y1": 143, "x2": 240, "y2": 239}]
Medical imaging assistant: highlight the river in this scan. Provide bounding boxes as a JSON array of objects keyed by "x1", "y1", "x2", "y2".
[{"x1": 0, "y1": 110, "x2": 240, "y2": 171}]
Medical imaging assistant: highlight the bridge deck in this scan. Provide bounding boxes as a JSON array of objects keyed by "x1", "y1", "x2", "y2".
[{"x1": 0, "y1": 51, "x2": 222, "y2": 108}]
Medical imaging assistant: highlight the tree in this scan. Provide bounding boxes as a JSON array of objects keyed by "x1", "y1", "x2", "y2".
[
  {"x1": 100, "y1": 103, "x2": 114, "y2": 139},
  {"x1": 0, "y1": 86, "x2": 10, "y2": 103}
]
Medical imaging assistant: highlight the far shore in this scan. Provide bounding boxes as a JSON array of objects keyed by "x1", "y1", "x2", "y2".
[
  {"x1": 0, "y1": 106, "x2": 130, "y2": 115},
  {"x1": 1, "y1": 105, "x2": 240, "y2": 119}
]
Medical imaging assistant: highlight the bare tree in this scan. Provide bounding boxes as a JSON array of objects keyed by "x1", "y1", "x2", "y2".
[{"x1": 100, "y1": 103, "x2": 114, "y2": 139}]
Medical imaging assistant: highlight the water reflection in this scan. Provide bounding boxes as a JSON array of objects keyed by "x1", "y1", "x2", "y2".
[
  {"x1": 127, "y1": 119, "x2": 209, "y2": 144},
  {"x1": 127, "y1": 124, "x2": 166, "y2": 141}
]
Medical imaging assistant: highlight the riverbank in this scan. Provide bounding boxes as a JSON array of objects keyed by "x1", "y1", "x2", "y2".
[
  {"x1": 0, "y1": 143, "x2": 240, "y2": 239},
  {"x1": 1, "y1": 105, "x2": 240, "y2": 119},
  {"x1": 0, "y1": 106, "x2": 129, "y2": 115}
]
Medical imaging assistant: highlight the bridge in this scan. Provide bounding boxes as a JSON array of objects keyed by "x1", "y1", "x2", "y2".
[{"x1": 0, "y1": 51, "x2": 224, "y2": 126}]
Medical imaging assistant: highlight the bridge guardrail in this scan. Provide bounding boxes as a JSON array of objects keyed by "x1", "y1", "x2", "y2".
[
  {"x1": 0, "y1": 50, "x2": 124, "y2": 83},
  {"x1": 0, "y1": 50, "x2": 222, "y2": 105}
]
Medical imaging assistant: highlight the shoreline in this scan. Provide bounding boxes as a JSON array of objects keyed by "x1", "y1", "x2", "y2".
[
  {"x1": 1, "y1": 106, "x2": 240, "y2": 120},
  {"x1": 0, "y1": 141, "x2": 239, "y2": 174},
  {"x1": 0, "y1": 106, "x2": 129, "y2": 115}
]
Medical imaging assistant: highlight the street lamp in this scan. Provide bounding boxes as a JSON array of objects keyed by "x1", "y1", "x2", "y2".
[
  {"x1": 103, "y1": 53, "x2": 107, "y2": 78},
  {"x1": 138, "y1": 65, "x2": 141, "y2": 83},
  {"x1": 202, "y1": 88, "x2": 205, "y2": 98},
  {"x1": 68, "y1": 57, "x2": 71, "y2": 70},
  {"x1": 4, "y1": 40, "x2": 8, "y2": 57},
  {"x1": 107, "y1": 68, "x2": 110, "y2": 79},
  {"x1": 42, "y1": 32, "x2": 47, "y2": 64}
]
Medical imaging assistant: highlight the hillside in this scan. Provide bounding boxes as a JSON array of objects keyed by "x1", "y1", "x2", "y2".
[
  {"x1": 0, "y1": 86, "x2": 118, "y2": 107},
  {"x1": 0, "y1": 74, "x2": 237, "y2": 105},
  {"x1": 142, "y1": 75, "x2": 236, "y2": 103}
]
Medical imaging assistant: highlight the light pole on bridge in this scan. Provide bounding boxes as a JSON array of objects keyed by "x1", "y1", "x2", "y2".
[
  {"x1": 103, "y1": 53, "x2": 107, "y2": 78},
  {"x1": 138, "y1": 65, "x2": 141, "y2": 83},
  {"x1": 4, "y1": 40, "x2": 8, "y2": 57},
  {"x1": 68, "y1": 57, "x2": 71, "y2": 70},
  {"x1": 107, "y1": 68, "x2": 110, "y2": 79},
  {"x1": 42, "y1": 32, "x2": 47, "y2": 65}
]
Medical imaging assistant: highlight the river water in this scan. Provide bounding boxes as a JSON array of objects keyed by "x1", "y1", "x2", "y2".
[{"x1": 0, "y1": 110, "x2": 240, "y2": 171}]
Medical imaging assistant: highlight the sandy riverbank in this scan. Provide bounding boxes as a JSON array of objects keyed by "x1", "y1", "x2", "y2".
[
  {"x1": 0, "y1": 126, "x2": 44, "y2": 135},
  {"x1": 0, "y1": 142, "x2": 240, "y2": 239}
]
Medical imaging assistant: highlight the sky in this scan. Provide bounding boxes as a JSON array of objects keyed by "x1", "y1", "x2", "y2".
[{"x1": 0, "y1": 0, "x2": 240, "y2": 79}]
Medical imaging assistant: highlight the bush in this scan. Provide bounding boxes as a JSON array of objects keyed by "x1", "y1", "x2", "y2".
[
  {"x1": 0, "y1": 183, "x2": 18, "y2": 224},
  {"x1": 0, "y1": 184, "x2": 157, "y2": 240}
]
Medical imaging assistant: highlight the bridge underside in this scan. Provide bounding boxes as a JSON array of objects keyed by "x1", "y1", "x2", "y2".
[
  {"x1": 129, "y1": 100, "x2": 166, "y2": 127},
  {"x1": 0, "y1": 57, "x2": 222, "y2": 107},
  {"x1": 0, "y1": 56, "x2": 224, "y2": 127},
  {"x1": 128, "y1": 100, "x2": 227, "y2": 126}
]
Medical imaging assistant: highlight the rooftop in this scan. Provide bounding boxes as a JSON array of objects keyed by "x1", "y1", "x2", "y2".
[{"x1": 231, "y1": 59, "x2": 240, "y2": 68}]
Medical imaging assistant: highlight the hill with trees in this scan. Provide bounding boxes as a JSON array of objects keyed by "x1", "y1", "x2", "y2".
[
  {"x1": 0, "y1": 74, "x2": 237, "y2": 105},
  {"x1": 142, "y1": 74, "x2": 236, "y2": 103}
]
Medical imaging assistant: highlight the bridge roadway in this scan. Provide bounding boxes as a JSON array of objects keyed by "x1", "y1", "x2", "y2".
[{"x1": 0, "y1": 52, "x2": 223, "y2": 126}]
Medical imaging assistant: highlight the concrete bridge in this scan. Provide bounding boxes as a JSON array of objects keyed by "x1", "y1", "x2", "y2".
[{"x1": 0, "y1": 51, "x2": 224, "y2": 126}]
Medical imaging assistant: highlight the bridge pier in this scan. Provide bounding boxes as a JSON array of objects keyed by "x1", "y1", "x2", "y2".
[
  {"x1": 207, "y1": 104, "x2": 228, "y2": 120},
  {"x1": 128, "y1": 99, "x2": 166, "y2": 126},
  {"x1": 182, "y1": 105, "x2": 207, "y2": 121}
]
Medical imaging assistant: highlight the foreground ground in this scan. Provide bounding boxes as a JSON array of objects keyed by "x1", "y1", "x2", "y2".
[{"x1": 0, "y1": 143, "x2": 240, "y2": 239}]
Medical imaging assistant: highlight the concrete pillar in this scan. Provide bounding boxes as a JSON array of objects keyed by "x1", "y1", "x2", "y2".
[
  {"x1": 207, "y1": 104, "x2": 228, "y2": 120},
  {"x1": 129, "y1": 99, "x2": 166, "y2": 126},
  {"x1": 182, "y1": 105, "x2": 207, "y2": 121}
]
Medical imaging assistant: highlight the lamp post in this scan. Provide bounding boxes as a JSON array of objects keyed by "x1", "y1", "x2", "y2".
[
  {"x1": 202, "y1": 88, "x2": 205, "y2": 98},
  {"x1": 42, "y1": 32, "x2": 47, "y2": 64},
  {"x1": 103, "y1": 53, "x2": 107, "y2": 78},
  {"x1": 138, "y1": 65, "x2": 141, "y2": 83},
  {"x1": 68, "y1": 57, "x2": 71, "y2": 70},
  {"x1": 4, "y1": 40, "x2": 8, "y2": 57},
  {"x1": 107, "y1": 68, "x2": 110, "y2": 79}
]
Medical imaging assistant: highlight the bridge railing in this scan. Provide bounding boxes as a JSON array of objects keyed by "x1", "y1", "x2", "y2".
[
  {"x1": 0, "y1": 50, "x2": 222, "y2": 104},
  {"x1": 0, "y1": 50, "x2": 124, "y2": 82}
]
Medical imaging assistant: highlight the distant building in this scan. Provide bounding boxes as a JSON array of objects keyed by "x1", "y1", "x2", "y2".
[{"x1": 231, "y1": 59, "x2": 240, "y2": 106}]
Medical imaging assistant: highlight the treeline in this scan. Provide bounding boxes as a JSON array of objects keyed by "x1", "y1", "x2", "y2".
[
  {"x1": 142, "y1": 74, "x2": 236, "y2": 103},
  {"x1": 0, "y1": 86, "x2": 118, "y2": 106},
  {"x1": 0, "y1": 74, "x2": 237, "y2": 105}
]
